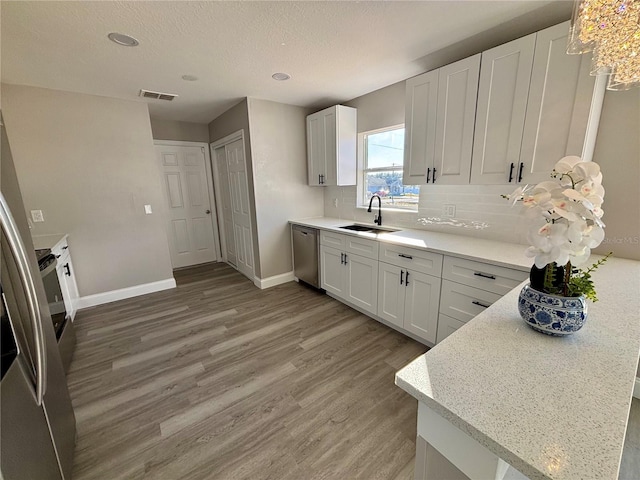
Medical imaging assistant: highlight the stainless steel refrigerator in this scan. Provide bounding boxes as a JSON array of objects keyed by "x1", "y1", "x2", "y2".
[{"x1": 0, "y1": 113, "x2": 76, "y2": 479}]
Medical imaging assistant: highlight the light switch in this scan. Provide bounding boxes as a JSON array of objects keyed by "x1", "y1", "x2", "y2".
[
  {"x1": 30, "y1": 210, "x2": 44, "y2": 222},
  {"x1": 144, "y1": 204, "x2": 153, "y2": 215}
]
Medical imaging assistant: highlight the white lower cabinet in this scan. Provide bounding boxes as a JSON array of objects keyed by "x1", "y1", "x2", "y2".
[
  {"x1": 320, "y1": 244, "x2": 378, "y2": 316},
  {"x1": 436, "y1": 314, "x2": 466, "y2": 344},
  {"x1": 378, "y1": 262, "x2": 441, "y2": 344},
  {"x1": 320, "y1": 245, "x2": 345, "y2": 297},
  {"x1": 316, "y1": 227, "x2": 528, "y2": 347}
]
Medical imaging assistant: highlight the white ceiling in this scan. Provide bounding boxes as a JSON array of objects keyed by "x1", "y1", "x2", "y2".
[{"x1": 2, "y1": 1, "x2": 566, "y2": 124}]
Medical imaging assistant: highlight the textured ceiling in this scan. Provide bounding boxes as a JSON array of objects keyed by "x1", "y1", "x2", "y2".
[{"x1": 2, "y1": 1, "x2": 565, "y2": 124}]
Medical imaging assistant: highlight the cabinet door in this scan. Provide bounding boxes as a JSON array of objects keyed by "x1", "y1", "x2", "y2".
[
  {"x1": 322, "y1": 107, "x2": 338, "y2": 186},
  {"x1": 520, "y1": 22, "x2": 601, "y2": 184},
  {"x1": 436, "y1": 314, "x2": 466, "y2": 344},
  {"x1": 403, "y1": 271, "x2": 441, "y2": 343},
  {"x1": 433, "y1": 54, "x2": 480, "y2": 185},
  {"x1": 307, "y1": 111, "x2": 326, "y2": 186},
  {"x1": 404, "y1": 70, "x2": 438, "y2": 184},
  {"x1": 320, "y1": 245, "x2": 345, "y2": 298},
  {"x1": 471, "y1": 34, "x2": 536, "y2": 185},
  {"x1": 335, "y1": 105, "x2": 357, "y2": 186},
  {"x1": 344, "y1": 253, "x2": 378, "y2": 316},
  {"x1": 377, "y1": 262, "x2": 405, "y2": 328}
]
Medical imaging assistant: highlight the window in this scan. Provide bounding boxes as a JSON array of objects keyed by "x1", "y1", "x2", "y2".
[{"x1": 360, "y1": 126, "x2": 418, "y2": 210}]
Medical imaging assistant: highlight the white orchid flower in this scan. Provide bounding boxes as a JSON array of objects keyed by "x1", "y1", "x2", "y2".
[
  {"x1": 503, "y1": 156, "x2": 606, "y2": 268},
  {"x1": 553, "y1": 156, "x2": 582, "y2": 174},
  {"x1": 505, "y1": 184, "x2": 530, "y2": 206}
]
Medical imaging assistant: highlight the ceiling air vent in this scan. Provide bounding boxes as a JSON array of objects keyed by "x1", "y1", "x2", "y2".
[{"x1": 138, "y1": 89, "x2": 178, "y2": 101}]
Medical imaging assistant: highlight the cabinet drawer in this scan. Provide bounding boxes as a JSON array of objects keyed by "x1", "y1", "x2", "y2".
[
  {"x1": 436, "y1": 314, "x2": 466, "y2": 344},
  {"x1": 320, "y1": 230, "x2": 345, "y2": 249},
  {"x1": 379, "y1": 244, "x2": 443, "y2": 276},
  {"x1": 442, "y1": 256, "x2": 527, "y2": 295},
  {"x1": 345, "y1": 236, "x2": 378, "y2": 260},
  {"x1": 439, "y1": 279, "x2": 501, "y2": 323}
]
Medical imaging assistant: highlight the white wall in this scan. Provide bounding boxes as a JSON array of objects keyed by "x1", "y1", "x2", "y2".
[
  {"x1": 150, "y1": 118, "x2": 210, "y2": 143},
  {"x1": 247, "y1": 98, "x2": 324, "y2": 279},
  {"x1": 2, "y1": 84, "x2": 174, "y2": 296}
]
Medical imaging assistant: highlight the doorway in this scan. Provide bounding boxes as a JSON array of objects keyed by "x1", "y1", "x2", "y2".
[
  {"x1": 210, "y1": 131, "x2": 255, "y2": 281},
  {"x1": 154, "y1": 141, "x2": 221, "y2": 269}
]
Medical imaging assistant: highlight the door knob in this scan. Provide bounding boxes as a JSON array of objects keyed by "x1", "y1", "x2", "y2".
[{"x1": 206, "y1": 209, "x2": 211, "y2": 214}]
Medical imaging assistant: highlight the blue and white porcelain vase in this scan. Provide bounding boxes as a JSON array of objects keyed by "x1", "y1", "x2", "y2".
[{"x1": 518, "y1": 284, "x2": 588, "y2": 336}]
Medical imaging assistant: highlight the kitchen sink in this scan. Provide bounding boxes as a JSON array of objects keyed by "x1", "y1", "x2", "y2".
[{"x1": 338, "y1": 224, "x2": 399, "y2": 234}]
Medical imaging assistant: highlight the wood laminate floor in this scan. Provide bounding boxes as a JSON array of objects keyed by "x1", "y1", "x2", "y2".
[
  {"x1": 68, "y1": 263, "x2": 428, "y2": 480},
  {"x1": 67, "y1": 262, "x2": 640, "y2": 479}
]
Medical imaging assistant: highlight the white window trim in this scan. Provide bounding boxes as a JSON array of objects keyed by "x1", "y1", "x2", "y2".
[{"x1": 357, "y1": 124, "x2": 417, "y2": 212}]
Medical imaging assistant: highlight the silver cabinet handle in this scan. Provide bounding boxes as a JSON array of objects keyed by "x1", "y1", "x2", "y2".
[
  {"x1": 398, "y1": 254, "x2": 413, "y2": 260},
  {"x1": 0, "y1": 192, "x2": 47, "y2": 405}
]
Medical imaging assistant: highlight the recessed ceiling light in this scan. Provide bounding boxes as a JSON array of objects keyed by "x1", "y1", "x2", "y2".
[
  {"x1": 182, "y1": 75, "x2": 198, "y2": 81},
  {"x1": 272, "y1": 72, "x2": 291, "y2": 81},
  {"x1": 107, "y1": 32, "x2": 139, "y2": 47}
]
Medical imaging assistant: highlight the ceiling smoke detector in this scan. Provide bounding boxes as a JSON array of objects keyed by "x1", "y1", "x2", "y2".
[
  {"x1": 107, "y1": 32, "x2": 139, "y2": 47},
  {"x1": 272, "y1": 72, "x2": 291, "y2": 81},
  {"x1": 138, "y1": 89, "x2": 178, "y2": 101}
]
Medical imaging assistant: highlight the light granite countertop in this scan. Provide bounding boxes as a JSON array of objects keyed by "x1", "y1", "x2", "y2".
[
  {"x1": 396, "y1": 256, "x2": 640, "y2": 479},
  {"x1": 32, "y1": 233, "x2": 68, "y2": 250},
  {"x1": 289, "y1": 216, "x2": 531, "y2": 271}
]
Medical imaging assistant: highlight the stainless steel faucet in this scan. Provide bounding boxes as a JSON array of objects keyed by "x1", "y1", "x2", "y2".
[{"x1": 367, "y1": 195, "x2": 382, "y2": 226}]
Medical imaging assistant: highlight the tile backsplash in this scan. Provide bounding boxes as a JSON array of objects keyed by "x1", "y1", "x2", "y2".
[{"x1": 323, "y1": 184, "x2": 531, "y2": 245}]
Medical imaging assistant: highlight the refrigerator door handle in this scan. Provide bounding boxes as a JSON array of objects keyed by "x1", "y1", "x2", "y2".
[{"x1": 0, "y1": 192, "x2": 47, "y2": 405}]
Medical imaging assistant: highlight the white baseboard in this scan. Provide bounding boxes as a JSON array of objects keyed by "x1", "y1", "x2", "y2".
[
  {"x1": 634, "y1": 377, "x2": 640, "y2": 400},
  {"x1": 253, "y1": 271, "x2": 295, "y2": 289},
  {"x1": 76, "y1": 278, "x2": 176, "y2": 310}
]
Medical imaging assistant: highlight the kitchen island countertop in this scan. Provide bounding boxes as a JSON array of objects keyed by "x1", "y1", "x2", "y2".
[{"x1": 396, "y1": 256, "x2": 640, "y2": 479}]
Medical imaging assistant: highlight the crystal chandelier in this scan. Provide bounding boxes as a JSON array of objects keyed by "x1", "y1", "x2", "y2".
[{"x1": 568, "y1": 0, "x2": 640, "y2": 90}]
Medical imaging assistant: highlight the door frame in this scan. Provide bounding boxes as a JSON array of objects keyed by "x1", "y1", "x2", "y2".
[
  {"x1": 154, "y1": 139, "x2": 222, "y2": 263},
  {"x1": 209, "y1": 130, "x2": 255, "y2": 278}
]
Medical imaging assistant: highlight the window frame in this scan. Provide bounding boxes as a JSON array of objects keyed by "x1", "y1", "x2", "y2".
[{"x1": 357, "y1": 124, "x2": 418, "y2": 211}]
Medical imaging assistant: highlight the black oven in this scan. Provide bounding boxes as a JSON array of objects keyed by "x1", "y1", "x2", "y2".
[
  {"x1": 35, "y1": 248, "x2": 75, "y2": 372},
  {"x1": 36, "y1": 249, "x2": 67, "y2": 339}
]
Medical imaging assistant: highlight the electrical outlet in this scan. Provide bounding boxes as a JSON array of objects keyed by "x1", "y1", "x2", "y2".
[
  {"x1": 30, "y1": 210, "x2": 44, "y2": 222},
  {"x1": 144, "y1": 204, "x2": 153, "y2": 215},
  {"x1": 443, "y1": 204, "x2": 456, "y2": 217},
  {"x1": 333, "y1": 198, "x2": 338, "y2": 208}
]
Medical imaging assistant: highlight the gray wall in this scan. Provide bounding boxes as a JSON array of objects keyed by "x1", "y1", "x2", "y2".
[
  {"x1": 208, "y1": 99, "x2": 261, "y2": 278},
  {"x1": 2, "y1": 84, "x2": 174, "y2": 296},
  {"x1": 150, "y1": 118, "x2": 210, "y2": 143},
  {"x1": 591, "y1": 89, "x2": 640, "y2": 262},
  {"x1": 246, "y1": 98, "x2": 324, "y2": 279}
]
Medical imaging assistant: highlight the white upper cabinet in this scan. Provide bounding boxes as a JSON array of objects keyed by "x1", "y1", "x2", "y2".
[
  {"x1": 519, "y1": 21, "x2": 604, "y2": 185},
  {"x1": 404, "y1": 55, "x2": 480, "y2": 185},
  {"x1": 470, "y1": 22, "x2": 605, "y2": 185},
  {"x1": 434, "y1": 54, "x2": 481, "y2": 185},
  {"x1": 404, "y1": 70, "x2": 438, "y2": 184},
  {"x1": 307, "y1": 105, "x2": 357, "y2": 186},
  {"x1": 470, "y1": 33, "x2": 536, "y2": 185}
]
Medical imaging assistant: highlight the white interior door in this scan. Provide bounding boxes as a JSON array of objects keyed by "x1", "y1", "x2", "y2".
[
  {"x1": 213, "y1": 145, "x2": 237, "y2": 267},
  {"x1": 225, "y1": 138, "x2": 255, "y2": 280},
  {"x1": 156, "y1": 143, "x2": 219, "y2": 269}
]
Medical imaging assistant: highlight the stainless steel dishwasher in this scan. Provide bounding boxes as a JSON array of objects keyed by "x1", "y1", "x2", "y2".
[{"x1": 292, "y1": 224, "x2": 320, "y2": 288}]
